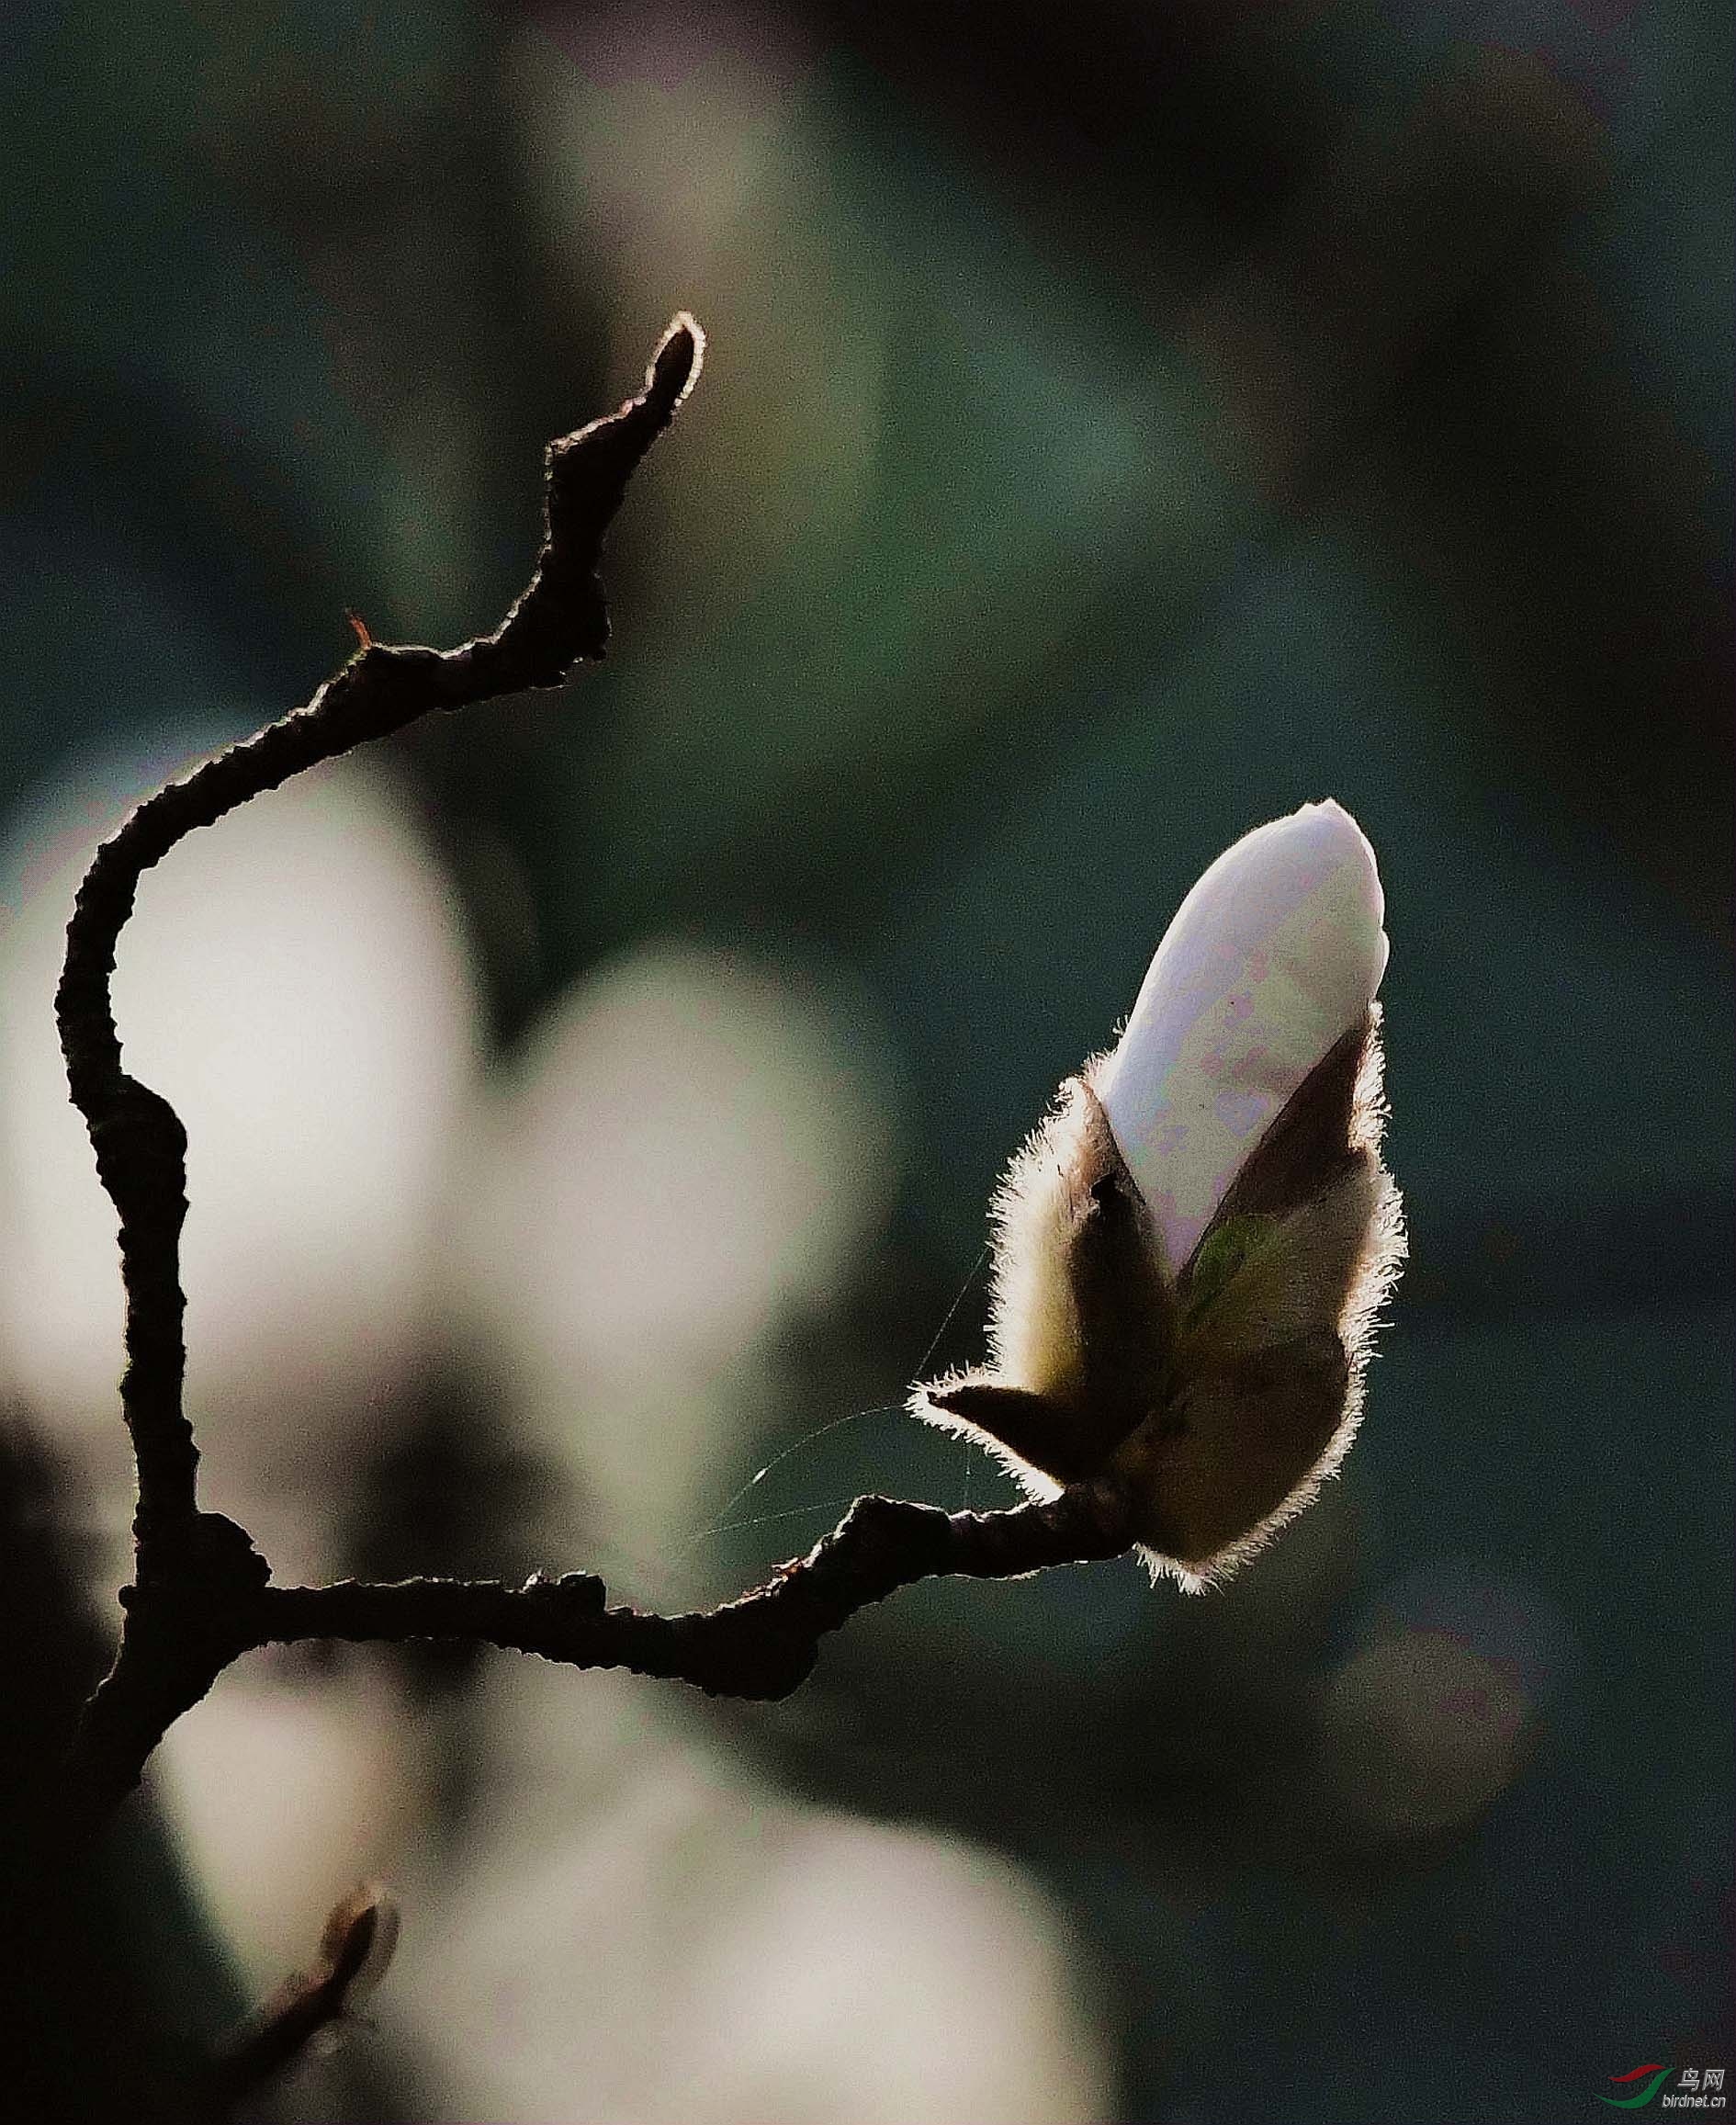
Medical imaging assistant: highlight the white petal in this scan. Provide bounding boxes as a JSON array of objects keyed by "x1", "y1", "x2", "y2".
[{"x1": 1095, "y1": 799, "x2": 1387, "y2": 1273}]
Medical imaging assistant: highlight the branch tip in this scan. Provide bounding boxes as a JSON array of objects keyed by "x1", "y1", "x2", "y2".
[{"x1": 653, "y1": 311, "x2": 705, "y2": 410}]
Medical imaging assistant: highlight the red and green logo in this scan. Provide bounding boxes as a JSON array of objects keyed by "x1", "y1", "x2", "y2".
[{"x1": 1601, "y1": 2065, "x2": 1673, "y2": 2109}]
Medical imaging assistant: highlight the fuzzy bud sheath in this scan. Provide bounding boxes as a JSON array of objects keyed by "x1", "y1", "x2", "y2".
[{"x1": 914, "y1": 801, "x2": 1405, "y2": 1589}]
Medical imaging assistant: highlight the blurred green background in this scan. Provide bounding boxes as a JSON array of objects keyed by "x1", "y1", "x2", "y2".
[{"x1": 1, "y1": 1, "x2": 1730, "y2": 2120}]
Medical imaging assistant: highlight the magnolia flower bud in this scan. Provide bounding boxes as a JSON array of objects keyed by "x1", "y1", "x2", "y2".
[
  {"x1": 1096, "y1": 801, "x2": 1389, "y2": 1275},
  {"x1": 915, "y1": 801, "x2": 1405, "y2": 1589}
]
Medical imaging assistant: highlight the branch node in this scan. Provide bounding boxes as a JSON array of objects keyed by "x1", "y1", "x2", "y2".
[{"x1": 523, "y1": 1570, "x2": 608, "y2": 1612}]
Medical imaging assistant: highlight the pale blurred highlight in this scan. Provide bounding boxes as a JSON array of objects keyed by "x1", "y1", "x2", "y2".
[
  {"x1": 392, "y1": 1661, "x2": 1114, "y2": 2125},
  {"x1": 447, "y1": 939, "x2": 900, "y2": 1565},
  {"x1": 152, "y1": 1656, "x2": 421, "y2": 1990},
  {"x1": 0, "y1": 741, "x2": 482, "y2": 1578}
]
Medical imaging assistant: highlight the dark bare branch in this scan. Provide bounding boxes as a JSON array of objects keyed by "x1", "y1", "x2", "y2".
[
  {"x1": 40, "y1": 316, "x2": 1143, "y2": 1893},
  {"x1": 247, "y1": 1482, "x2": 1136, "y2": 1699},
  {"x1": 47, "y1": 320, "x2": 704, "y2": 1855},
  {"x1": 52, "y1": 314, "x2": 701, "y2": 1558},
  {"x1": 52, "y1": 1484, "x2": 1134, "y2": 1863}
]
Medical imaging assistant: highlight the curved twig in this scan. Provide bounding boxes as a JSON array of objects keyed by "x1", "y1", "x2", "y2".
[
  {"x1": 54, "y1": 315, "x2": 702, "y2": 1555},
  {"x1": 45, "y1": 314, "x2": 1138, "y2": 1868}
]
